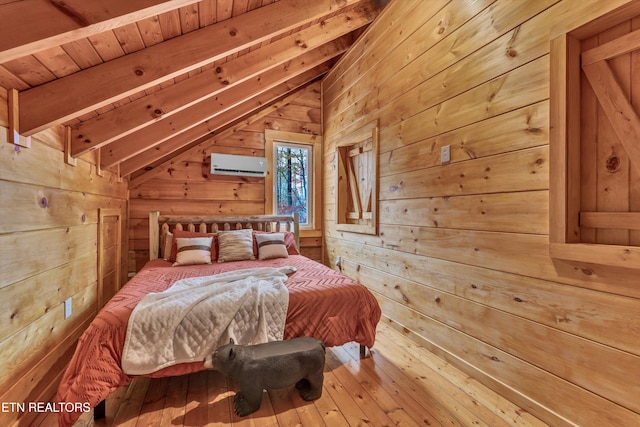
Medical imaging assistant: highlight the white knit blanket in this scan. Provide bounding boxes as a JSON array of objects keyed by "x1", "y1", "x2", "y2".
[{"x1": 121, "y1": 266, "x2": 294, "y2": 375}]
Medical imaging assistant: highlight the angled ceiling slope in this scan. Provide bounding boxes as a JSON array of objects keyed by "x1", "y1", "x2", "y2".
[{"x1": 0, "y1": 0, "x2": 380, "y2": 177}]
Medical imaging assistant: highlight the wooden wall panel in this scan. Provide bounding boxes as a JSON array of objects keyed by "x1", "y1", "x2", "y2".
[
  {"x1": 321, "y1": 0, "x2": 640, "y2": 426},
  {"x1": 575, "y1": 20, "x2": 640, "y2": 246},
  {"x1": 0, "y1": 124, "x2": 128, "y2": 426},
  {"x1": 128, "y1": 81, "x2": 323, "y2": 271}
]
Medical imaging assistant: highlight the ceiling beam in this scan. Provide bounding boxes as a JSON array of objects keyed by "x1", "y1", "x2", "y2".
[
  {"x1": 101, "y1": 43, "x2": 342, "y2": 168},
  {"x1": 127, "y1": 70, "x2": 327, "y2": 185},
  {"x1": 0, "y1": 0, "x2": 202, "y2": 63},
  {"x1": 16, "y1": 0, "x2": 364, "y2": 135},
  {"x1": 70, "y1": 3, "x2": 374, "y2": 157},
  {"x1": 120, "y1": 84, "x2": 314, "y2": 177}
]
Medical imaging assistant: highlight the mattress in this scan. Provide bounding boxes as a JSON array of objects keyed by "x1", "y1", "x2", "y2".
[{"x1": 56, "y1": 254, "x2": 381, "y2": 426}]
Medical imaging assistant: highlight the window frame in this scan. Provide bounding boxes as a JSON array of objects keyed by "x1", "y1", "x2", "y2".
[
  {"x1": 549, "y1": 5, "x2": 640, "y2": 270},
  {"x1": 265, "y1": 130, "x2": 321, "y2": 231},
  {"x1": 335, "y1": 120, "x2": 379, "y2": 235}
]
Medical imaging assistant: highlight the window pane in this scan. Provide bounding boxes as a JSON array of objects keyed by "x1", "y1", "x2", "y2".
[{"x1": 275, "y1": 143, "x2": 311, "y2": 225}]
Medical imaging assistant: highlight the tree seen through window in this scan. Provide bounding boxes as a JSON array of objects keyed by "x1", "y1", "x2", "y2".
[{"x1": 275, "y1": 143, "x2": 311, "y2": 225}]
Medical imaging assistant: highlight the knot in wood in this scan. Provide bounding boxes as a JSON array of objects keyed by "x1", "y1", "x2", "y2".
[
  {"x1": 40, "y1": 197, "x2": 48, "y2": 208},
  {"x1": 134, "y1": 68, "x2": 144, "y2": 76},
  {"x1": 606, "y1": 155, "x2": 620, "y2": 172},
  {"x1": 229, "y1": 29, "x2": 237, "y2": 36}
]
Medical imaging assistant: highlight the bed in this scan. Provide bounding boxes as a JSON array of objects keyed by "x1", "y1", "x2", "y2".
[{"x1": 56, "y1": 212, "x2": 381, "y2": 426}]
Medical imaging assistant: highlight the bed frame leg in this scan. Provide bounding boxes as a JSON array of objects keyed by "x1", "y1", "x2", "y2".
[
  {"x1": 359, "y1": 345, "x2": 368, "y2": 358},
  {"x1": 94, "y1": 400, "x2": 106, "y2": 420}
]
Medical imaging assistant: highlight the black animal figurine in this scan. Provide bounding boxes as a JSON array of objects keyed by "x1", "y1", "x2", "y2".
[{"x1": 203, "y1": 337, "x2": 326, "y2": 416}]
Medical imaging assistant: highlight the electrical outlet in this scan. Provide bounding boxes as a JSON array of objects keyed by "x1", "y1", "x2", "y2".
[
  {"x1": 441, "y1": 145, "x2": 451, "y2": 164},
  {"x1": 64, "y1": 298, "x2": 72, "y2": 319},
  {"x1": 335, "y1": 256, "x2": 341, "y2": 266}
]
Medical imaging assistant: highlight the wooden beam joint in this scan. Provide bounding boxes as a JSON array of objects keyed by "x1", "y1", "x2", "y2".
[{"x1": 7, "y1": 89, "x2": 31, "y2": 148}]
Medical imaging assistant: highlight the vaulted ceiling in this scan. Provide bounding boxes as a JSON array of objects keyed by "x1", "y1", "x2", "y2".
[{"x1": 0, "y1": 0, "x2": 380, "y2": 178}]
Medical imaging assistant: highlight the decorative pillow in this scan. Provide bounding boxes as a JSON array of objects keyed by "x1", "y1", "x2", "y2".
[
  {"x1": 172, "y1": 236, "x2": 213, "y2": 266},
  {"x1": 255, "y1": 233, "x2": 289, "y2": 260},
  {"x1": 252, "y1": 230, "x2": 300, "y2": 256},
  {"x1": 217, "y1": 229, "x2": 256, "y2": 262},
  {"x1": 169, "y1": 230, "x2": 217, "y2": 262}
]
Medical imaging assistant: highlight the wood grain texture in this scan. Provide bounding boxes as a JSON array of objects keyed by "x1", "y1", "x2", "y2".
[
  {"x1": 0, "y1": 0, "x2": 203, "y2": 63},
  {"x1": 56, "y1": 323, "x2": 548, "y2": 427},
  {"x1": 322, "y1": 0, "x2": 640, "y2": 426},
  {"x1": 0, "y1": 123, "x2": 128, "y2": 426},
  {"x1": 128, "y1": 82, "x2": 324, "y2": 272},
  {"x1": 69, "y1": 7, "x2": 372, "y2": 155},
  {"x1": 17, "y1": 0, "x2": 363, "y2": 135}
]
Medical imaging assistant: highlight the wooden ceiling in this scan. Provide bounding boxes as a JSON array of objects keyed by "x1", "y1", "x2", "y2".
[{"x1": 0, "y1": 0, "x2": 380, "y2": 177}]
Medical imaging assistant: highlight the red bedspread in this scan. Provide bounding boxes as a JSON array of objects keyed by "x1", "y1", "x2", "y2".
[{"x1": 56, "y1": 255, "x2": 380, "y2": 426}]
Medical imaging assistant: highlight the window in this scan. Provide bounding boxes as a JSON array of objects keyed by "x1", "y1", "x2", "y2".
[
  {"x1": 265, "y1": 130, "x2": 321, "y2": 230},
  {"x1": 335, "y1": 120, "x2": 379, "y2": 235},
  {"x1": 274, "y1": 143, "x2": 311, "y2": 225},
  {"x1": 549, "y1": 4, "x2": 640, "y2": 270}
]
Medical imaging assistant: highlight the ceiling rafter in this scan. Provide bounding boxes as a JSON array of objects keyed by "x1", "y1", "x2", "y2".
[
  {"x1": 0, "y1": 0, "x2": 203, "y2": 63},
  {"x1": 101, "y1": 38, "x2": 348, "y2": 168},
  {"x1": 0, "y1": 0, "x2": 382, "y2": 177},
  {"x1": 16, "y1": 0, "x2": 364, "y2": 135},
  {"x1": 128, "y1": 74, "x2": 325, "y2": 186},
  {"x1": 70, "y1": 2, "x2": 375, "y2": 157},
  {"x1": 121, "y1": 77, "x2": 321, "y2": 178}
]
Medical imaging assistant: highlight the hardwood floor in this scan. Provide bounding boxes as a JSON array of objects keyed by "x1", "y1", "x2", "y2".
[{"x1": 45, "y1": 321, "x2": 548, "y2": 427}]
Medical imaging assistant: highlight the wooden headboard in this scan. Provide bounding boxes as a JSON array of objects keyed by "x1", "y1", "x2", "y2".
[{"x1": 149, "y1": 211, "x2": 300, "y2": 260}]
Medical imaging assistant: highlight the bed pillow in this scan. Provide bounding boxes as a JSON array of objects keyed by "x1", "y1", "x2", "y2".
[
  {"x1": 217, "y1": 229, "x2": 256, "y2": 262},
  {"x1": 255, "y1": 232, "x2": 289, "y2": 260},
  {"x1": 169, "y1": 230, "x2": 218, "y2": 262},
  {"x1": 172, "y1": 236, "x2": 213, "y2": 266},
  {"x1": 253, "y1": 230, "x2": 300, "y2": 255}
]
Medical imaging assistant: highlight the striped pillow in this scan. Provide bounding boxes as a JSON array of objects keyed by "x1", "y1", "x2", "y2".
[
  {"x1": 217, "y1": 229, "x2": 255, "y2": 262},
  {"x1": 172, "y1": 237, "x2": 213, "y2": 266},
  {"x1": 255, "y1": 233, "x2": 288, "y2": 260}
]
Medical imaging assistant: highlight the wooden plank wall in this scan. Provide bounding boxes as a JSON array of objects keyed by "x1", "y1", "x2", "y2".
[
  {"x1": 321, "y1": 1, "x2": 640, "y2": 426},
  {"x1": 0, "y1": 89, "x2": 128, "y2": 426},
  {"x1": 128, "y1": 81, "x2": 323, "y2": 272}
]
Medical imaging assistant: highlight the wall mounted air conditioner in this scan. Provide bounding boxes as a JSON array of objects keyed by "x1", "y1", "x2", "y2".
[{"x1": 210, "y1": 153, "x2": 267, "y2": 177}]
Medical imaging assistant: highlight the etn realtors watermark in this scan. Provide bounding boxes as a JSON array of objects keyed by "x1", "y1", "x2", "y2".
[{"x1": 1, "y1": 401, "x2": 91, "y2": 413}]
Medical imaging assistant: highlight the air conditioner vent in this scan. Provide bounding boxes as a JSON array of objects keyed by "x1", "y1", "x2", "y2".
[{"x1": 210, "y1": 153, "x2": 267, "y2": 177}]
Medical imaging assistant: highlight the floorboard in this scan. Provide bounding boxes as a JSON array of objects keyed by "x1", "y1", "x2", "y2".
[{"x1": 38, "y1": 322, "x2": 549, "y2": 427}]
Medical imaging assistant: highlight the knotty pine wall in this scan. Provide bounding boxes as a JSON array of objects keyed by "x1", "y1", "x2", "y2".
[
  {"x1": 128, "y1": 82, "x2": 323, "y2": 272},
  {"x1": 0, "y1": 89, "x2": 128, "y2": 426},
  {"x1": 322, "y1": 1, "x2": 640, "y2": 426}
]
